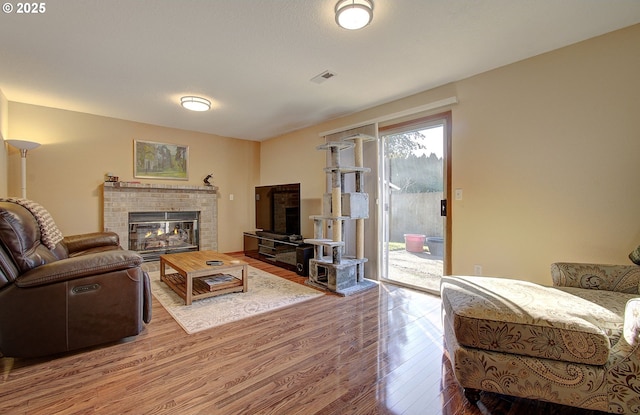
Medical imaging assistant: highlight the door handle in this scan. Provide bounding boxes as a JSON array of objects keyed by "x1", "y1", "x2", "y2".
[{"x1": 441, "y1": 199, "x2": 447, "y2": 217}]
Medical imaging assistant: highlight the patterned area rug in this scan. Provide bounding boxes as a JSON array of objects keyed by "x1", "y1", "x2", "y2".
[{"x1": 149, "y1": 266, "x2": 324, "y2": 334}]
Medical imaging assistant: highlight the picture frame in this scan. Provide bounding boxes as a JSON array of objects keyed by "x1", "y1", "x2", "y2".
[{"x1": 134, "y1": 140, "x2": 189, "y2": 180}]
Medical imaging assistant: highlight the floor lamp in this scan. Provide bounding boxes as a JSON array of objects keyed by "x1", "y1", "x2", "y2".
[{"x1": 6, "y1": 139, "x2": 41, "y2": 199}]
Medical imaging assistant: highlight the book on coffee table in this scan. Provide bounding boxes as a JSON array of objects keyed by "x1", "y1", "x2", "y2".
[{"x1": 198, "y1": 274, "x2": 239, "y2": 291}]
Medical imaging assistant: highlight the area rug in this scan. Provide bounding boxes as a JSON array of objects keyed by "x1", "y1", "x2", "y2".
[{"x1": 149, "y1": 266, "x2": 324, "y2": 334}]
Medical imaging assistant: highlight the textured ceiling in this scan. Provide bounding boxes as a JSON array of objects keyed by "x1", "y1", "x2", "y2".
[{"x1": 1, "y1": 0, "x2": 639, "y2": 141}]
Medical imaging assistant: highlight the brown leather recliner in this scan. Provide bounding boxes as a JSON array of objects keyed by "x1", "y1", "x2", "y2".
[{"x1": 0, "y1": 200, "x2": 152, "y2": 358}]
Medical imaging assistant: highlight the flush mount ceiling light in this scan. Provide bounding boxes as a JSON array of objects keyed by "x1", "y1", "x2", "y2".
[
  {"x1": 180, "y1": 96, "x2": 211, "y2": 112},
  {"x1": 335, "y1": 0, "x2": 373, "y2": 30}
]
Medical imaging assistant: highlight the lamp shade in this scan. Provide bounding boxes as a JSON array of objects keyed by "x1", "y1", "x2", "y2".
[
  {"x1": 180, "y1": 96, "x2": 211, "y2": 112},
  {"x1": 6, "y1": 139, "x2": 40, "y2": 151},
  {"x1": 335, "y1": 0, "x2": 374, "y2": 30}
]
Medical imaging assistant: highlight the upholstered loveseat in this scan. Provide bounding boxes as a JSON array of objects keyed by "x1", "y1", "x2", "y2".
[
  {"x1": 0, "y1": 199, "x2": 152, "y2": 358},
  {"x1": 441, "y1": 261, "x2": 640, "y2": 413}
]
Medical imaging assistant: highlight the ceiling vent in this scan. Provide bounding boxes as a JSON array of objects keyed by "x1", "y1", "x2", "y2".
[{"x1": 310, "y1": 70, "x2": 337, "y2": 84}]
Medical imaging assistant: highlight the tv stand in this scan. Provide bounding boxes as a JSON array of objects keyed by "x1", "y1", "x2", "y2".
[{"x1": 243, "y1": 232, "x2": 312, "y2": 276}]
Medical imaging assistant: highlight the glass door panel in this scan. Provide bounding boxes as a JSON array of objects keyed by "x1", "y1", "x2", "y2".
[{"x1": 379, "y1": 116, "x2": 448, "y2": 294}]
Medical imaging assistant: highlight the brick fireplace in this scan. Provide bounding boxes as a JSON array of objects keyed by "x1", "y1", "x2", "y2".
[{"x1": 103, "y1": 182, "x2": 217, "y2": 268}]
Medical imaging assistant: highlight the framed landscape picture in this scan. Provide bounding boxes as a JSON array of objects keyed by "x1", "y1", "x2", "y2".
[{"x1": 134, "y1": 140, "x2": 189, "y2": 180}]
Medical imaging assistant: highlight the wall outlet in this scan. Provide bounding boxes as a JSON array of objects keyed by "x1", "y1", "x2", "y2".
[{"x1": 474, "y1": 265, "x2": 482, "y2": 275}]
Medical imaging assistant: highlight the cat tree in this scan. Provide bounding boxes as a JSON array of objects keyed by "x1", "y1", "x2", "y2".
[{"x1": 304, "y1": 133, "x2": 377, "y2": 295}]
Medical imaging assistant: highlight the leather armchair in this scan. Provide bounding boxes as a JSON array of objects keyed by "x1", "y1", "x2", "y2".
[{"x1": 0, "y1": 200, "x2": 152, "y2": 358}]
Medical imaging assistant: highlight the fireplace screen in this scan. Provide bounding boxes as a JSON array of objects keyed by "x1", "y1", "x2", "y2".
[{"x1": 129, "y1": 211, "x2": 199, "y2": 261}]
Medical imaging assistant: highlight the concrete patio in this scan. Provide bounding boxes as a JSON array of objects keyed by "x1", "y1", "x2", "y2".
[{"x1": 387, "y1": 248, "x2": 443, "y2": 294}]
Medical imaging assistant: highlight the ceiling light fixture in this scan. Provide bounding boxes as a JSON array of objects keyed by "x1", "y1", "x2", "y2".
[
  {"x1": 180, "y1": 96, "x2": 211, "y2": 112},
  {"x1": 335, "y1": 0, "x2": 373, "y2": 30}
]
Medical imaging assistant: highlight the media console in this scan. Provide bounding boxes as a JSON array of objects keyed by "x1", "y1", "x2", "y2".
[{"x1": 243, "y1": 232, "x2": 313, "y2": 276}]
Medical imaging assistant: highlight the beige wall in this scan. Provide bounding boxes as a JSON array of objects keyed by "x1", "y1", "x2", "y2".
[
  {"x1": 5, "y1": 24, "x2": 639, "y2": 282},
  {"x1": 259, "y1": 84, "x2": 459, "y2": 240},
  {"x1": 6, "y1": 104, "x2": 260, "y2": 252},
  {"x1": 261, "y1": 24, "x2": 640, "y2": 285},
  {"x1": 259, "y1": 128, "x2": 325, "y2": 238},
  {"x1": 0, "y1": 89, "x2": 8, "y2": 197},
  {"x1": 450, "y1": 24, "x2": 640, "y2": 283}
]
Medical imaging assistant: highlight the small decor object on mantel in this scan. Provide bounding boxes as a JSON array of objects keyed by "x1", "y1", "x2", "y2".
[
  {"x1": 104, "y1": 172, "x2": 119, "y2": 182},
  {"x1": 203, "y1": 173, "x2": 214, "y2": 186},
  {"x1": 134, "y1": 140, "x2": 188, "y2": 180}
]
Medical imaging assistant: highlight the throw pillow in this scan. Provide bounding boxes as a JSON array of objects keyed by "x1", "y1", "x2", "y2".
[
  {"x1": 1, "y1": 198, "x2": 64, "y2": 250},
  {"x1": 630, "y1": 245, "x2": 640, "y2": 265}
]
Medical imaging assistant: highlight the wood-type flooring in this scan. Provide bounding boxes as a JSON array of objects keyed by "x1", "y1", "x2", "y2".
[{"x1": 0, "y1": 254, "x2": 609, "y2": 414}]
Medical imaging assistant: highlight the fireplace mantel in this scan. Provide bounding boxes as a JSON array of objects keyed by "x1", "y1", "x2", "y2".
[
  {"x1": 104, "y1": 181, "x2": 218, "y2": 193},
  {"x1": 103, "y1": 182, "x2": 218, "y2": 265}
]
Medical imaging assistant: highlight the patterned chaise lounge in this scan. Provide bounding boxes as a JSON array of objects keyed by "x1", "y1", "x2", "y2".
[{"x1": 441, "y1": 260, "x2": 640, "y2": 413}]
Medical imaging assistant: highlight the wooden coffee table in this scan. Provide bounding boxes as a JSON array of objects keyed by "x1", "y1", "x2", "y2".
[{"x1": 160, "y1": 250, "x2": 248, "y2": 305}]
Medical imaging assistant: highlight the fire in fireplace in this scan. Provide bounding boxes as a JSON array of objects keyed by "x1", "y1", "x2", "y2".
[{"x1": 128, "y1": 211, "x2": 199, "y2": 261}]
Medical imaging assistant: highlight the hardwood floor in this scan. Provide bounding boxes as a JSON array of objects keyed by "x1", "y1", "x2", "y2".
[{"x1": 0, "y1": 255, "x2": 608, "y2": 415}]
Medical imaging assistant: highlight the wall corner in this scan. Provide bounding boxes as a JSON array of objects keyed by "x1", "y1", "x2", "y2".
[{"x1": 0, "y1": 89, "x2": 8, "y2": 197}]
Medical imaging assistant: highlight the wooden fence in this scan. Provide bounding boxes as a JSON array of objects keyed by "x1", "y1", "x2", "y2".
[{"x1": 389, "y1": 192, "x2": 443, "y2": 242}]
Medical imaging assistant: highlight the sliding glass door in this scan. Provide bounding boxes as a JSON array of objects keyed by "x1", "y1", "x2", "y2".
[{"x1": 379, "y1": 112, "x2": 451, "y2": 294}]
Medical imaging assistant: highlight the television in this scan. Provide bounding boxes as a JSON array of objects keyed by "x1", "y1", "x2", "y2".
[{"x1": 255, "y1": 183, "x2": 301, "y2": 236}]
